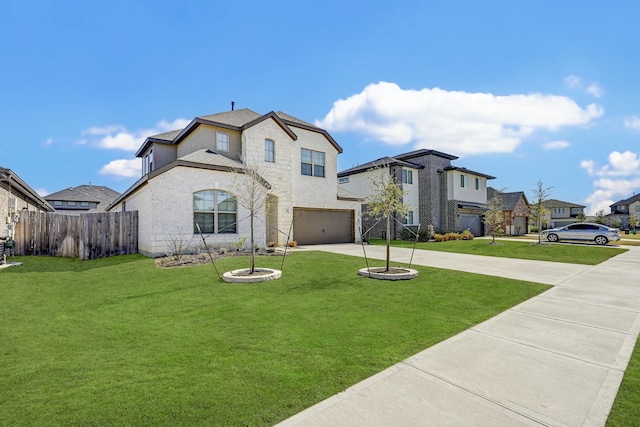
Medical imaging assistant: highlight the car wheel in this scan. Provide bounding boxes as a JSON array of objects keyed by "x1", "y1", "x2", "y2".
[
  {"x1": 595, "y1": 235, "x2": 608, "y2": 245},
  {"x1": 547, "y1": 233, "x2": 559, "y2": 242}
]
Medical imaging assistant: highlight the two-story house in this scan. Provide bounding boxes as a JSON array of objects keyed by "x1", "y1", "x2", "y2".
[
  {"x1": 540, "y1": 199, "x2": 586, "y2": 228},
  {"x1": 338, "y1": 149, "x2": 495, "y2": 238},
  {"x1": 609, "y1": 193, "x2": 640, "y2": 228},
  {"x1": 45, "y1": 185, "x2": 120, "y2": 215},
  {"x1": 107, "y1": 108, "x2": 361, "y2": 257}
]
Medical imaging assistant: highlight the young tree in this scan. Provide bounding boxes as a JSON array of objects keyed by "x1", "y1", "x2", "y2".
[
  {"x1": 594, "y1": 209, "x2": 607, "y2": 225},
  {"x1": 610, "y1": 216, "x2": 622, "y2": 229},
  {"x1": 484, "y1": 189, "x2": 505, "y2": 244},
  {"x1": 575, "y1": 212, "x2": 587, "y2": 222},
  {"x1": 365, "y1": 164, "x2": 410, "y2": 271},
  {"x1": 232, "y1": 155, "x2": 272, "y2": 274},
  {"x1": 530, "y1": 181, "x2": 553, "y2": 244},
  {"x1": 629, "y1": 214, "x2": 638, "y2": 230}
]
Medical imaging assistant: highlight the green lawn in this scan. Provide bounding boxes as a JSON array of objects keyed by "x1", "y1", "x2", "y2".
[
  {"x1": 607, "y1": 337, "x2": 640, "y2": 426},
  {"x1": 1, "y1": 252, "x2": 549, "y2": 426},
  {"x1": 369, "y1": 238, "x2": 627, "y2": 264}
]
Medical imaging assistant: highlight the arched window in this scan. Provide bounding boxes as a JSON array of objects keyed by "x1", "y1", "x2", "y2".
[{"x1": 193, "y1": 190, "x2": 237, "y2": 234}]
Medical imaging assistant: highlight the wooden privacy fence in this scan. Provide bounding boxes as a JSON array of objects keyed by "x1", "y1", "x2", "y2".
[{"x1": 14, "y1": 211, "x2": 138, "y2": 260}]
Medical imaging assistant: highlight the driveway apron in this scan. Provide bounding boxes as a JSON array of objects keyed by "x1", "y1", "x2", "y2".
[{"x1": 277, "y1": 244, "x2": 640, "y2": 426}]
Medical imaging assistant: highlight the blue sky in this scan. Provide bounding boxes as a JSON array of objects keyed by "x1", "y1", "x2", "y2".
[{"x1": 2, "y1": 1, "x2": 639, "y2": 214}]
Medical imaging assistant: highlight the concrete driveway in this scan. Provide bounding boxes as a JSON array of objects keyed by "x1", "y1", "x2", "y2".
[{"x1": 277, "y1": 244, "x2": 640, "y2": 426}]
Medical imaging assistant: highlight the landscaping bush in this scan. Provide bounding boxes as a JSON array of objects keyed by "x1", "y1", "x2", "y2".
[
  {"x1": 461, "y1": 229, "x2": 474, "y2": 240},
  {"x1": 433, "y1": 233, "x2": 445, "y2": 242}
]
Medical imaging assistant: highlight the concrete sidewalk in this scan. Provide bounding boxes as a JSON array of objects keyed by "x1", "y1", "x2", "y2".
[{"x1": 277, "y1": 244, "x2": 640, "y2": 426}]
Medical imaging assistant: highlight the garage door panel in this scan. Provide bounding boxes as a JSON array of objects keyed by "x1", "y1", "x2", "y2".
[{"x1": 293, "y1": 209, "x2": 354, "y2": 245}]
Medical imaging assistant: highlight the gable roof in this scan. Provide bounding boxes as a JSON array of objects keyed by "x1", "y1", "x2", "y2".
[
  {"x1": 444, "y1": 166, "x2": 496, "y2": 180},
  {"x1": 487, "y1": 187, "x2": 528, "y2": 210},
  {"x1": 45, "y1": 185, "x2": 120, "y2": 212},
  {"x1": 135, "y1": 108, "x2": 343, "y2": 157},
  {"x1": 542, "y1": 199, "x2": 586, "y2": 209},
  {"x1": 395, "y1": 149, "x2": 459, "y2": 162},
  {"x1": 610, "y1": 193, "x2": 640, "y2": 207},
  {"x1": 338, "y1": 156, "x2": 424, "y2": 177},
  {"x1": 0, "y1": 167, "x2": 54, "y2": 212}
]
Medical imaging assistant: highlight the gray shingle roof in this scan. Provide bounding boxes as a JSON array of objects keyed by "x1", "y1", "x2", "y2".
[
  {"x1": 198, "y1": 108, "x2": 263, "y2": 127},
  {"x1": 542, "y1": 199, "x2": 586, "y2": 208},
  {"x1": 487, "y1": 187, "x2": 527, "y2": 210},
  {"x1": 179, "y1": 149, "x2": 243, "y2": 169},
  {"x1": 45, "y1": 185, "x2": 120, "y2": 203},
  {"x1": 338, "y1": 156, "x2": 423, "y2": 177}
]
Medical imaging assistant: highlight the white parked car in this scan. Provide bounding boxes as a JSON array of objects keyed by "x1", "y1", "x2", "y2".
[{"x1": 540, "y1": 223, "x2": 621, "y2": 245}]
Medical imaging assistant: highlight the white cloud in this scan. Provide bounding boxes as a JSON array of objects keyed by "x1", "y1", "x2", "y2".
[
  {"x1": 624, "y1": 116, "x2": 640, "y2": 131},
  {"x1": 565, "y1": 75, "x2": 582, "y2": 89},
  {"x1": 586, "y1": 83, "x2": 603, "y2": 99},
  {"x1": 542, "y1": 140, "x2": 570, "y2": 150},
  {"x1": 581, "y1": 150, "x2": 640, "y2": 214},
  {"x1": 99, "y1": 159, "x2": 141, "y2": 178},
  {"x1": 83, "y1": 118, "x2": 190, "y2": 152},
  {"x1": 317, "y1": 82, "x2": 602, "y2": 155},
  {"x1": 43, "y1": 138, "x2": 54, "y2": 146},
  {"x1": 564, "y1": 75, "x2": 603, "y2": 98}
]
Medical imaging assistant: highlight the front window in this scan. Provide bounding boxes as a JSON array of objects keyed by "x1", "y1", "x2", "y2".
[
  {"x1": 142, "y1": 149, "x2": 154, "y2": 175},
  {"x1": 53, "y1": 201, "x2": 62, "y2": 206},
  {"x1": 193, "y1": 190, "x2": 237, "y2": 234},
  {"x1": 635, "y1": 205, "x2": 640, "y2": 212},
  {"x1": 216, "y1": 132, "x2": 229, "y2": 152},
  {"x1": 339, "y1": 177, "x2": 349, "y2": 184},
  {"x1": 460, "y1": 174, "x2": 468, "y2": 188},
  {"x1": 301, "y1": 148, "x2": 325, "y2": 177},
  {"x1": 68, "y1": 201, "x2": 76, "y2": 206},
  {"x1": 475, "y1": 178, "x2": 480, "y2": 190},
  {"x1": 402, "y1": 169, "x2": 413, "y2": 184},
  {"x1": 265, "y1": 139, "x2": 275, "y2": 162},
  {"x1": 404, "y1": 211, "x2": 414, "y2": 225}
]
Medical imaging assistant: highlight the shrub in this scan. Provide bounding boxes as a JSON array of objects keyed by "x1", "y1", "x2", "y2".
[
  {"x1": 433, "y1": 233, "x2": 445, "y2": 242},
  {"x1": 461, "y1": 229, "x2": 474, "y2": 240},
  {"x1": 530, "y1": 226, "x2": 540, "y2": 233},
  {"x1": 287, "y1": 240, "x2": 298, "y2": 248},
  {"x1": 444, "y1": 232, "x2": 461, "y2": 241}
]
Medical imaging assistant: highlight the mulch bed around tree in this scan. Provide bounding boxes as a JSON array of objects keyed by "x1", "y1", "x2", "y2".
[{"x1": 155, "y1": 249, "x2": 286, "y2": 268}]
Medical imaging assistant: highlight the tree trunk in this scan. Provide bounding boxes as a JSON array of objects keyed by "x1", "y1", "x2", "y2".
[
  {"x1": 386, "y1": 214, "x2": 391, "y2": 271},
  {"x1": 250, "y1": 213, "x2": 255, "y2": 273}
]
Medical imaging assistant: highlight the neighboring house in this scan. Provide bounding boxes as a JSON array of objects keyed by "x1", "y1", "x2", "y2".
[
  {"x1": 609, "y1": 193, "x2": 640, "y2": 228},
  {"x1": 107, "y1": 108, "x2": 361, "y2": 257},
  {"x1": 338, "y1": 149, "x2": 495, "y2": 238},
  {"x1": 1, "y1": 167, "x2": 54, "y2": 239},
  {"x1": 486, "y1": 187, "x2": 530, "y2": 235},
  {"x1": 45, "y1": 185, "x2": 120, "y2": 215},
  {"x1": 540, "y1": 199, "x2": 586, "y2": 228}
]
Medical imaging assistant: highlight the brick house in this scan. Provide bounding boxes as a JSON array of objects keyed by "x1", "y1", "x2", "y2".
[
  {"x1": 107, "y1": 108, "x2": 361, "y2": 257},
  {"x1": 609, "y1": 193, "x2": 640, "y2": 228},
  {"x1": 338, "y1": 149, "x2": 495, "y2": 238},
  {"x1": 486, "y1": 187, "x2": 530, "y2": 235}
]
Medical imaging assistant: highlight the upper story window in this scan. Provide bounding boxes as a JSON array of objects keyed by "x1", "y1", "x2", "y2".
[
  {"x1": 339, "y1": 177, "x2": 349, "y2": 184},
  {"x1": 475, "y1": 178, "x2": 480, "y2": 190},
  {"x1": 460, "y1": 174, "x2": 468, "y2": 188},
  {"x1": 193, "y1": 190, "x2": 237, "y2": 234},
  {"x1": 265, "y1": 139, "x2": 275, "y2": 163},
  {"x1": 301, "y1": 148, "x2": 325, "y2": 177},
  {"x1": 620, "y1": 205, "x2": 627, "y2": 211},
  {"x1": 553, "y1": 208, "x2": 566, "y2": 214},
  {"x1": 402, "y1": 169, "x2": 413, "y2": 184},
  {"x1": 635, "y1": 205, "x2": 640, "y2": 212},
  {"x1": 68, "y1": 201, "x2": 76, "y2": 206},
  {"x1": 53, "y1": 201, "x2": 62, "y2": 206},
  {"x1": 142, "y1": 148, "x2": 154, "y2": 175},
  {"x1": 216, "y1": 132, "x2": 229, "y2": 152},
  {"x1": 81, "y1": 202, "x2": 89, "y2": 207}
]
